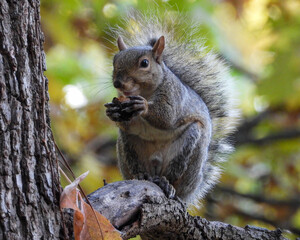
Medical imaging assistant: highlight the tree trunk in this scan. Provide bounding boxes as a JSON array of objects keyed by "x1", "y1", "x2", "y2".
[{"x1": 0, "y1": 0, "x2": 61, "y2": 239}]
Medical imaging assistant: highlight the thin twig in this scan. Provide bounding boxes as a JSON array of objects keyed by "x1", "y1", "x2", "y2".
[{"x1": 59, "y1": 166, "x2": 73, "y2": 185}]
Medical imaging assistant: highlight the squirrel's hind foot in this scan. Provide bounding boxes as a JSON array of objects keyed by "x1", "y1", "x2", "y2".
[{"x1": 134, "y1": 173, "x2": 176, "y2": 199}]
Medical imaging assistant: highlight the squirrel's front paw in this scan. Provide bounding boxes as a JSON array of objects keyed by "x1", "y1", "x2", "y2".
[
  {"x1": 104, "y1": 99, "x2": 124, "y2": 122},
  {"x1": 121, "y1": 96, "x2": 148, "y2": 117},
  {"x1": 104, "y1": 96, "x2": 148, "y2": 122}
]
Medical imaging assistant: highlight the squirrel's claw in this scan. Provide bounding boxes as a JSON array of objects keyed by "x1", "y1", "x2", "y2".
[
  {"x1": 104, "y1": 102, "x2": 117, "y2": 108},
  {"x1": 105, "y1": 102, "x2": 124, "y2": 121},
  {"x1": 134, "y1": 173, "x2": 176, "y2": 199},
  {"x1": 121, "y1": 96, "x2": 148, "y2": 116},
  {"x1": 106, "y1": 106, "x2": 121, "y2": 113},
  {"x1": 152, "y1": 176, "x2": 176, "y2": 199},
  {"x1": 121, "y1": 103, "x2": 145, "y2": 113},
  {"x1": 106, "y1": 111, "x2": 122, "y2": 122}
]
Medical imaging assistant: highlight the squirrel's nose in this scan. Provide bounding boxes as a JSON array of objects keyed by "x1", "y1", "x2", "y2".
[{"x1": 113, "y1": 80, "x2": 122, "y2": 89}]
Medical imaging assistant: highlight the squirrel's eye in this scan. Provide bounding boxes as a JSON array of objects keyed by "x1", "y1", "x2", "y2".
[{"x1": 140, "y1": 59, "x2": 149, "y2": 68}]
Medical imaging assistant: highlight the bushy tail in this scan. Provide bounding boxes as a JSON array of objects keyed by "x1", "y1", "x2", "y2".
[{"x1": 110, "y1": 11, "x2": 239, "y2": 199}]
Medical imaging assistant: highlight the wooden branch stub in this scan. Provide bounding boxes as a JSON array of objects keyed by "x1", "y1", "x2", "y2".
[{"x1": 88, "y1": 180, "x2": 166, "y2": 229}]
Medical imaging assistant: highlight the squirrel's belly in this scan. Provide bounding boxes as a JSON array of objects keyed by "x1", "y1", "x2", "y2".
[
  {"x1": 126, "y1": 116, "x2": 188, "y2": 141},
  {"x1": 132, "y1": 138, "x2": 173, "y2": 175},
  {"x1": 130, "y1": 131, "x2": 189, "y2": 176},
  {"x1": 125, "y1": 118, "x2": 191, "y2": 175}
]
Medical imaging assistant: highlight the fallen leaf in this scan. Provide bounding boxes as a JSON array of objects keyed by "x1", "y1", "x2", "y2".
[
  {"x1": 60, "y1": 171, "x2": 122, "y2": 240},
  {"x1": 60, "y1": 171, "x2": 89, "y2": 212},
  {"x1": 74, "y1": 209, "x2": 84, "y2": 239},
  {"x1": 80, "y1": 195, "x2": 122, "y2": 240}
]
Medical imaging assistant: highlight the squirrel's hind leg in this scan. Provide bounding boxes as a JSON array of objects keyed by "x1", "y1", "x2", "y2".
[{"x1": 164, "y1": 122, "x2": 211, "y2": 203}]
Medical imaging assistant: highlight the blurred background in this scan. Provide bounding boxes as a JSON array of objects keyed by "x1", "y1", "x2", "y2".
[{"x1": 40, "y1": 0, "x2": 300, "y2": 238}]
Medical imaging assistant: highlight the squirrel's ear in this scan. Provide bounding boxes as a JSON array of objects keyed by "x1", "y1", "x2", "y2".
[
  {"x1": 152, "y1": 36, "x2": 165, "y2": 63},
  {"x1": 117, "y1": 36, "x2": 127, "y2": 51}
]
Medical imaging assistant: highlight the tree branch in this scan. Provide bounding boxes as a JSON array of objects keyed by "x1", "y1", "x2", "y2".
[
  {"x1": 236, "y1": 129, "x2": 300, "y2": 146},
  {"x1": 87, "y1": 180, "x2": 287, "y2": 240},
  {"x1": 218, "y1": 53, "x2": 259, "y2": 82},
  {"x1": 230, "y1": 109, "x2": 300, "y2": 147},
  {"x1": 206, "y1": 188, "x2": 300, "y2": 236},
  {"x1": 216, "y1": 186, "x2": 300, "y2": 207}
]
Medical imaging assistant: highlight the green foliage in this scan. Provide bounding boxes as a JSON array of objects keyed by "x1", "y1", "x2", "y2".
[
  {"x1": 41, "y1": 0, "x2": 300, "y2": 237},
  {"x1": 257, "y1": 3, "x2": 300, "y2": 108}
]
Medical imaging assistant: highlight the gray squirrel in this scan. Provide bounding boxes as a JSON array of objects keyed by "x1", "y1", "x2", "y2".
[{"x1": 104, "y1": 14, "x2": 239, "y2": 204}]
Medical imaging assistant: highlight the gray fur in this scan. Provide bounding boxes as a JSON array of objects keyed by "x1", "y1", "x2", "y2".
[{"x1": 107, "y1": 12, "x2": 239, "y2": 205}]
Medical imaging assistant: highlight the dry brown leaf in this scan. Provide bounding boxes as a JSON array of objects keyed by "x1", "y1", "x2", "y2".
[
  {"x1": 80, "y1": 195, "x2": 122, "y2": 240},
  {"x1": 60, "y1": 171, "x2": 89, "y2": 212},
  {"x1": 60, "y1": 171, "x2": 122, "y2": 240},
  {"x1": 74, "y1": 209, "x2": 84, "y2": 239}
]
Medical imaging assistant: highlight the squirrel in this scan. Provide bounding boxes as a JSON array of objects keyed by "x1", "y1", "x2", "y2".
[{"x1": 104, "y1": 13, "x2": 239, "y2": 204}]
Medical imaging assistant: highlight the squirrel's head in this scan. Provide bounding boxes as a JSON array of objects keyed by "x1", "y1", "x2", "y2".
[{"x1": 112, "y1": 36, "x2": 165, "y2": 99}]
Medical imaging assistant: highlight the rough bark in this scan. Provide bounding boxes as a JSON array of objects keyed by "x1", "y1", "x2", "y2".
[
  {"x1": 0, "y1": 0, "x2": 61, "y2": 239},
  {"x1": 88, "y1": 180, "x2": 287, "y2": 240}
]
